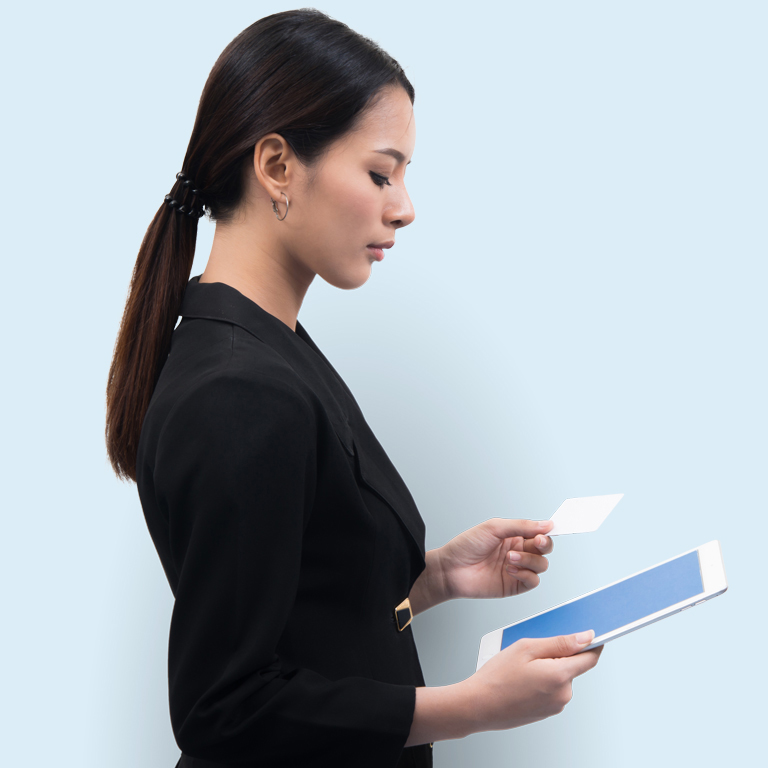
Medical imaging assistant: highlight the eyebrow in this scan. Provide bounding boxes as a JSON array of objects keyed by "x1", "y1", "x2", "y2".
[{"x1": 373, "y1": 148, "x2": 412, "y2": 165}]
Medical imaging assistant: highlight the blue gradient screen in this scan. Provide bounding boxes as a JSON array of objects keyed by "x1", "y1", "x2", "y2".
[{"x1": 500, "y1": 551, "x2": 704, "y2": 650}]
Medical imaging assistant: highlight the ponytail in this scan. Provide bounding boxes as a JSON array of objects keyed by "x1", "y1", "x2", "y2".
[{"x1": 105, "y1": 183, "x2": 200, "y2": 481}]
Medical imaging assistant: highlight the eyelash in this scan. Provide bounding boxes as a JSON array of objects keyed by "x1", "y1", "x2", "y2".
[{"x1": 370, "y1": 172, "x2": 391, "y2": 188}]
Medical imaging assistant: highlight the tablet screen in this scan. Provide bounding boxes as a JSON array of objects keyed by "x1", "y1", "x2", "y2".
[{"x1": 500, "y1": 550, "x2": 704, "y2": 650}]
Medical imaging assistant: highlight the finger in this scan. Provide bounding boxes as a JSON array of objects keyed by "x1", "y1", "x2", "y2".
[
  {"x1": 557, "y1": 645, "x2": 604, "y2": 680},
  {"x1": 521, "y1": 630, "x2": 595, "y2": 660},
  {"x1": 523, "y1": 534, "x2": 554, "y2": 555},
  {"x1": 506, "y1": 550, "x2": 549, "y2": 575},
  {"x1": 590, "y1": 644, "x2": 604, "y2": 662},
  {"x1": 505, "y1": 567, "x2": 540, "y2": 592},
  {"x1": 488, "y1": 517, "x2": 553, "y2": 543}
]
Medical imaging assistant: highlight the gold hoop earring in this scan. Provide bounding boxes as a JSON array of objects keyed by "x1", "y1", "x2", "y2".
[{"x1": 270, "y1": 191, "x2": 289, "y2": 221}]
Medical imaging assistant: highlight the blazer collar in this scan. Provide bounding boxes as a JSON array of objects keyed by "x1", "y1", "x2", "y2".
[
  {"x1": 178, "y1": 275, "x2": 427, "y2": 567},
  {"x1": 179, "y1": 274, "x2": 356, "y2": 453}
]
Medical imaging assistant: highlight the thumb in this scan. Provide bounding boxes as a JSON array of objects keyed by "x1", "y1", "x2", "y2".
[{"x1": 523, "y1": 630, "x2": 595, "y2": 660}]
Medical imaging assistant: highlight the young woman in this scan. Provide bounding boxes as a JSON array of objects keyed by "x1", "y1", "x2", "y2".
[{"x1": 105, "y1": 9, "x2": 602, "y2": 767}]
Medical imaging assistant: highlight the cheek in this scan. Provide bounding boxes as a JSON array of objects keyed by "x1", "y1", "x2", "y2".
[
  {"x1": 294, "y1": 172, "x2": 382, "y2": 283},
  {"x1": 337, "y1": 182, "x2": 381, "y2": 235},
  {"x1": 304, "y1": 182, "x2": 380, "y2": 258}
]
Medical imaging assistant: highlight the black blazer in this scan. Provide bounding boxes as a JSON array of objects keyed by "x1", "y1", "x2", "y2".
[{"x1": 136, "y1": 276, "x2": 434, "y2": 768}]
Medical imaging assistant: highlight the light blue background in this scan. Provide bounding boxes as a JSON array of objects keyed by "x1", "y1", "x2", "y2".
[{"x1": 2, "y1": 2, "x2": 764, "y2": 766}]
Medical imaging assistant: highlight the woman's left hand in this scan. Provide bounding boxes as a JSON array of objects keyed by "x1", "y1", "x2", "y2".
[{"x1": 435, "y1": 518, "x2": 554, "y2": 600}]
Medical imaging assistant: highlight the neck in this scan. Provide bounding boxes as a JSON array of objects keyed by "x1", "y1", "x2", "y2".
[{"x1": 199, "y1": 221, "x2": 315, "y2": 332}]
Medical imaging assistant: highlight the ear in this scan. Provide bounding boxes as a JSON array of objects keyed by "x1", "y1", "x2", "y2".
[{"x1": 252, "y1": 132, "x2": 295, "y2": 201}]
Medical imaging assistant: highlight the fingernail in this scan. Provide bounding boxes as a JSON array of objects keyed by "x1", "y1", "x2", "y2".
[
  {"x1": 538, "y1": 536, "x2": 548, "y2": 548},
  {"x1": 506, "y1": 566, "x2": 519, "y2": 574},
  {"x1": 508, "y1": 551, "x2": 522, "y2": 562},
  {"x1": 575, "y1": 630, "x2": 595, "y2": 645}
]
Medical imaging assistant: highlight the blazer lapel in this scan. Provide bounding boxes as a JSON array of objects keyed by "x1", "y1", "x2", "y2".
[
  {"x1": 351, "y1": 423, "x2": 427, "y2": 566},
  {"x1": 178, "y1": 276, "x2": 426, "y2": 565}
]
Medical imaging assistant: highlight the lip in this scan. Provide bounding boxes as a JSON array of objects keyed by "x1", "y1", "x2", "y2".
[{"x1": 366, "y1": 240, "x2": 393, "y2": 262}]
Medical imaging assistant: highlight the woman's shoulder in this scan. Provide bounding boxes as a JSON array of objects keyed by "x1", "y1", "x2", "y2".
[
  {"x1": 137, "y1": 318, "x2": 320, "y2": 464},
  {"x1": 165, "y1": 315, "x2": 306, "y2": 383},
  {"x1": 159, "y1": 316, "x2": 316, "y2": 399}
]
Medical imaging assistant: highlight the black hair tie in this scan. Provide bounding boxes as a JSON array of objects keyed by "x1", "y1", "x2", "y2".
[{"x1": 165, "y1": 171, "x2": 207, "y2": 218}]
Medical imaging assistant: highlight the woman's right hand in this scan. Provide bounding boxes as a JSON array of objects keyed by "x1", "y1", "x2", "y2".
[
  {"x1": 405, "y1": 630, "x2": 603, "y2": 747},
  {"x1": 463, "y1": 630, "x2": 603, "y2": 732}
]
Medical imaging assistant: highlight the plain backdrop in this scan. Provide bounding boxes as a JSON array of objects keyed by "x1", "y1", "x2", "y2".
[{"x1": 2, "y1": 2, "x2": 765, "y2": 766}]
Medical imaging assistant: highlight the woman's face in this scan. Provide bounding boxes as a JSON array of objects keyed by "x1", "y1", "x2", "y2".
[{"x1": 265, "y1": 85, "x2": 416, "y2": 290}]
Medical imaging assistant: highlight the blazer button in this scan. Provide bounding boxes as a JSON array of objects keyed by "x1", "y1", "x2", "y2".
[{"x1": 394, "y1": 597, "x2": 413, "y2": 631}]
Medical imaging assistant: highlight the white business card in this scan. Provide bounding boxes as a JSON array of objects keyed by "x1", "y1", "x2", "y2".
[{"x1": 547, "y1": 493, "x2": 624, "y2": 536}]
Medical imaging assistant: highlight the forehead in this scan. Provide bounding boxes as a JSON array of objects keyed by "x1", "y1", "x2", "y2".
[{"x1": 343, "y1": 87, "x2": 416, "y2": 157}]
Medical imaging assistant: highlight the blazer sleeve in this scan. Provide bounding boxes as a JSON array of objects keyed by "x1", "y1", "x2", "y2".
[{"x1": 153, "y1": 371, "x2": 417, "y2": 766}]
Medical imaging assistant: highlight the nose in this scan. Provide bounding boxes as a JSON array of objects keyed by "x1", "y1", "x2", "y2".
[{"x1": 389, "y1": 187, "x2": 415, "y2": 229}]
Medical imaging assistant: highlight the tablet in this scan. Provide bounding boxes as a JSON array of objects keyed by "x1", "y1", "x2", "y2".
[{"x1": 476, "y1": 540, "x2": 727, "y2": 671}]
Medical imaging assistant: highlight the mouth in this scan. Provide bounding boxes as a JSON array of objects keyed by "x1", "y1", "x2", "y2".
[{"x1": 367, "y1": 240, "x2": 394, "y2": 262}]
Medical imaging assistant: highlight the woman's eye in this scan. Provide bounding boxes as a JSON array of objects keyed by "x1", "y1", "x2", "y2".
[{"x1": 370, "y1": 172, "x2": 391, "y2": 187}]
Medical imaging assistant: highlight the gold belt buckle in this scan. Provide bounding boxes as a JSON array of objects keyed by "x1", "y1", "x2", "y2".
[{"x1": 394, "y1": 597, "x2": 413, "y2": 631}]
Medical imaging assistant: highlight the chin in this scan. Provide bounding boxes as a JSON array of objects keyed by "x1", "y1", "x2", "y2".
[{"x1": 321, "y1": 263, "x2": 375, "y2": 291}]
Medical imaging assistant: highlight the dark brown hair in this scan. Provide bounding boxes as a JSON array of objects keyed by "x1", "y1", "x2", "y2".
[{"x1": 105, "y1": 9, "x2": 415, "y2": 482}]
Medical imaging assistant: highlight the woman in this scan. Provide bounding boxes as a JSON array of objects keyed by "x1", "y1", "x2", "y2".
[{"x1": 105, "y1": 9, "x2": 602, "y2": 767}]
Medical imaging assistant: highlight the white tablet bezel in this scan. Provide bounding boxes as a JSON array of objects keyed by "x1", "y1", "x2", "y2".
[{"x1": 476, "y1": 540, "x2": 727, "y2": 671}]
